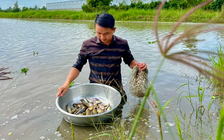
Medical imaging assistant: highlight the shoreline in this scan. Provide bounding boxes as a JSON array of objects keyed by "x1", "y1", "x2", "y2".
[
  {"x1": 1, "y1": 18, "x2": 224, "y2": 25},
  {"x1": 0, "y1": 8, "x2": 224, "y2": 24}
]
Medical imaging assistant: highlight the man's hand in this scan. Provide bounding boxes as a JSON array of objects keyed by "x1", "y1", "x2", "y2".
[
  {"x1": 56, "y1": 84, "x2": 69, "y2": 98},
  {"x1": 136, "y1": 62, "x2": 147, "y2": 71}
]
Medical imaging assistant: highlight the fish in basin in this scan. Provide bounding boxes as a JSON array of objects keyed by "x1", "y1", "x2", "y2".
[{"x1": 66, "y1": 97, "x2": 111, "y2": 116}]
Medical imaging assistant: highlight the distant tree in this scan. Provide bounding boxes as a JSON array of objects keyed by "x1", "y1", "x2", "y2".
[
  {"x1": 34, "y1": 5, "x2": 38, "y2": 10},
  {"x1": 41, "y1": 6, "x2": 47, "y2": 10},
  {"x1": 0, "y1": 6, "x2": 2, "y2": 12},
  {"x1": 211, "y1": 0, "x2": 224, "y2": 11},
  {"x1": 22, "y1": 6, "x2": 29, "y2": 12},
  {"x1": 29, "y1": 5, "x2": 38, "y2": 10},
  {"x1": 13, "y1": 1, "x2": 20, "y2": 12},
  {"x1": 5, "y1": 6, "x2": 13, "y2": 12},
  {"x1": 87, "y1": 0, "x2": 113, "y2": 7}
]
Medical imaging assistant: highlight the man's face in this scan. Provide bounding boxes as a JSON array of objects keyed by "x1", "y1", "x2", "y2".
[{"x1": 95, "y1": 23, "x2": 116, "y2": 45}]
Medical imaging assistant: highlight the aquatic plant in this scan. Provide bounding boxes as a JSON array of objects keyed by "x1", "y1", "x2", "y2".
[
  {"x1": 21, "y1": 68, "x2": 29, "y2": 75},
  {"x1": 129, "y1": 0, "x2": 224, "y2": 139},
  {"x1": 209, "y1": 43, "x2": 224, "y2": 87}
]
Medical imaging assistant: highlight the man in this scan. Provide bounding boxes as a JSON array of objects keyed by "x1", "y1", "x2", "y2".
[{"x1": 56, "y1": 13, "x2": 147, "y2": 99}]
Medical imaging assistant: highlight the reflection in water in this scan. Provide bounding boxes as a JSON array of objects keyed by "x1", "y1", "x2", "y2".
[{"x1": 182, "y1": 36, "x2": 199, "y2": 53}]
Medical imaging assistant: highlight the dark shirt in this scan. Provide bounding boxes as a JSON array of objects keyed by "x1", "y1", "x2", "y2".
[{"x1": 73, "y1": 35, "x2": 134, "y2": 92}]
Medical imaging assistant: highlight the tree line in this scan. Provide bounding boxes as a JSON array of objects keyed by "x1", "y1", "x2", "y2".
[
  {"x1": 0, "y1": 1, "x2": 46, "y2": 12},
  {"x1": 0, "y1": 0, "x2": 223, "y2": 13},
  {"x1": 82, "y1": 0, "x2": 224, "y2": 12}
]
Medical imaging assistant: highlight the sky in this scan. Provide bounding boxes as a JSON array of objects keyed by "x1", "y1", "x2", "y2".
[{"x1": 0, "y1": 0, "x2": 73, "y2": 10}]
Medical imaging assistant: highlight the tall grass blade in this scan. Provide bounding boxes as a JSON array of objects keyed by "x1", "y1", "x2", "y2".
[
  {"x1": 175, "y1": 83, "x2": 188, "y2": 92},
  {"x1": 162, "y1": 98, "x2": 174, "y2": 111},
  {"x1": 70, "y1": 121, "x2": 75, "y2": 140},
  {"x1": 216, "y1": 107, "x2": 224, "y2": 140},
  {"x1": 174, "y1": 113, "x2": 183, "y2": 140},
  {"x1": 177, "y1": 91, "x2": 187, "y2": 104}
]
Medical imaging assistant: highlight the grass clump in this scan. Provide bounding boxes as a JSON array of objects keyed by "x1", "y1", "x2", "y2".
[{"x1": 209, "y1": 43, "x2": 224, "y2": 87}]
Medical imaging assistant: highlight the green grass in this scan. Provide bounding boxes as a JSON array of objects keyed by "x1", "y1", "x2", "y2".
[
  {"x1": 209, "y1": 44, "x2": 224, "y2": 87},
  {"x1": 0, "y1": 8, "x2": 223, "y2": 23},
  {"x1": 217, "y1": 106, "x2": 224, "y2": 140}
]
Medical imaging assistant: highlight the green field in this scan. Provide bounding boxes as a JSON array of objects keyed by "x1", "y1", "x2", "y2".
[{"x1": 0, "y1": 8, "x2": 224, "y2": 23}]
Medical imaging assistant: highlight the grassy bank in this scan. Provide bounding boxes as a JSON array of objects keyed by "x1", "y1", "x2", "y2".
[{"x1": 0, "y1": 8, "x2": 224, "y2": 23}]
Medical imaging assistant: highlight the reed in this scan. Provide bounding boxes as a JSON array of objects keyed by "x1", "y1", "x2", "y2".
[{"x1": 0, "y1": 68, "x2": 12, "y2": 80}]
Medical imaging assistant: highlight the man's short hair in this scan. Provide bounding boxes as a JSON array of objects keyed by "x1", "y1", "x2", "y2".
[{"x1": 95, "y1": 13, "x2": 115, "y2": 29}]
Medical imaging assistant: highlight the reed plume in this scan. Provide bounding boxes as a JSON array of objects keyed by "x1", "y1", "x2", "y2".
[
  {"x1": 0, "y1": 68, "x2": 12, "y2": 80},
  {"x1": 155, "y1": 0, "x2": 224, "y2": 85}
]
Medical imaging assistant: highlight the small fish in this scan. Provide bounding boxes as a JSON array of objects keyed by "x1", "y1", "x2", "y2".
[
  {"x1": 85, "y1": 108, "x2": 91, "y2": 115},
  {"x1": 73, "y1": 103, "x2": 81, "y2": 108},
  {"x1": 97, "y1": 104, "x2": 105, "y2": 114},
  {"x1": 85, "y1": 97, "x2": 93, "y2": 103},
  {"x1": 92, "y1": 108, "x2": 97, "y2": 115},
  {"x1": 93, "y1": 100, "x2": 102, "y2": 105},
  {"x1": 92, "y1": 98, "x2": 99, "y2": 101},
  {"x1": 71, "y1": 108, "x2": 77, "y2": 114},
  {"x1": 80, "y1": 99, "x2": 89, "y2": 107},
  {"x1": 75, "y1": 108, "x2": 86, "y2": 115},
  {"x1": 66, "y1": 105, "x2": 72, "y2": 113},
  {"x1": 87, "y1": 102, "x2": 93, "y2": 107}
]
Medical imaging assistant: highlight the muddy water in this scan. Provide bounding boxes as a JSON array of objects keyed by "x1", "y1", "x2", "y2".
[{"x1": 0, "y1": 18, "x2": 224, "y2": 140}]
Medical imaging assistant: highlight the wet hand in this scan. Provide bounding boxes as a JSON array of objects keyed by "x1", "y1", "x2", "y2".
[
  {"x1": 56, "y1": 85, "x2": 69, "y2": 98},
  {"x1": 136, "y1": 62, "x2": 147, "y2": 71}
]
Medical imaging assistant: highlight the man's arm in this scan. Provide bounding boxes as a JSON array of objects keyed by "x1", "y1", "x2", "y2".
[
  {"x1": 56, "y1": 67, "x2": 80, "y2": 97},
  {"x1": 129, "y1": 60, "x2": 138, "y2": 69},
  {"x1": 129, "y1": 60, "x2": 147, "y2": 71}
]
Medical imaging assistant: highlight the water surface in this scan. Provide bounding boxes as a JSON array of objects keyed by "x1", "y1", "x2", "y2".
[{"x1": 0, "y1": 18, "x2": 224, "y2": 140}]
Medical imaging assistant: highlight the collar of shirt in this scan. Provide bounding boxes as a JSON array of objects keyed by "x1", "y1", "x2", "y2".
[{"x1": 96, "y1": 35, "x2": 116, "y2": 45}]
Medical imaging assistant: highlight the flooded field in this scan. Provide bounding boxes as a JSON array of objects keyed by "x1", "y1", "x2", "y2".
[{"x1": 0, "y1": 18, "x2": 224, "y2": 140}]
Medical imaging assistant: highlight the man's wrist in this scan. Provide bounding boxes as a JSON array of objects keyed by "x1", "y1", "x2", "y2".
[{"x1": 63, "y1": 81, "x2": 70, "y2": 87}]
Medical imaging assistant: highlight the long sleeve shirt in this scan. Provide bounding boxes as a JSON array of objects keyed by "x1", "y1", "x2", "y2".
[{"x1": 73, "y1": 35, "x2": 134, "y2": 92}]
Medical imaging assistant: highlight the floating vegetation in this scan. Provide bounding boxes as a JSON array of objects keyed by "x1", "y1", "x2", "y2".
[
  {"x1": 21, "y1": 68, "x2": 29, "y2": 75},
  {"x1": 66, "y1": 97, "x2": 111, "y2": 116},
  {"x1": 33, "y1": 51, "x2": 38, "y2": 56}
]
